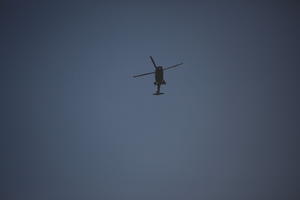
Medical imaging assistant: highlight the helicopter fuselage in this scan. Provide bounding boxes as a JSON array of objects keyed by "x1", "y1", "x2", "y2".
[{"x1": 154, "y1": 66, "x2": 166, "y2": 85}]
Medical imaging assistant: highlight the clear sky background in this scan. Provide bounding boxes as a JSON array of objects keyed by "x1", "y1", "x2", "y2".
[{"x1": 1, "y1": 1, "x2": 299, "y2": 199}]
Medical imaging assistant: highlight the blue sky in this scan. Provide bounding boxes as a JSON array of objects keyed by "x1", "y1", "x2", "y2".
[{"x1": 1, "y1": 1, "x2": 299, "y2": 199}]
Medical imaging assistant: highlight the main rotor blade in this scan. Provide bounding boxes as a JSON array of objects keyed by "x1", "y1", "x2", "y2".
[
  {"x1": 133, "y1": 71, "x2": 155, "y2": 78},
  {"x1": 163, "y1": 62, "x2": 183, "y2": 71},
  {"x1": 150, "y1": 56, "x2": 157, "y2": 68}
]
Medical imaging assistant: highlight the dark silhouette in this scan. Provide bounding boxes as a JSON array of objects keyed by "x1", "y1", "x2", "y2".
[{"x1": 133, "y1": 56, "x2": 183, "y2": 95}]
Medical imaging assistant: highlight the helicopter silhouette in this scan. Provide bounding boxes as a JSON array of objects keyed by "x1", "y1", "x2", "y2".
[{"x1": 133, "y1": 56, "x2": 183, "y2": 95}]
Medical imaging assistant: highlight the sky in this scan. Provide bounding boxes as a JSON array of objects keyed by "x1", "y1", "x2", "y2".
[{"x1": 1, "y1": 0, "x2": 300, "y2": 199}]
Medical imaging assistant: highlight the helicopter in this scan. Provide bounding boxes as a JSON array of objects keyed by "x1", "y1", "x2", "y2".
[{"x1": 133, "y1": 56, "x2": 183, "y2": 95}]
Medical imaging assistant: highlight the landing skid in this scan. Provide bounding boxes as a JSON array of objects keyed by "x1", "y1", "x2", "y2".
[{"x1": 153, "y1": 92, "x2": 164, "y2": 95}]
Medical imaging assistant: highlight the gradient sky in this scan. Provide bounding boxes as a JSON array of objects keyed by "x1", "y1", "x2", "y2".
[{"x1": 1, "y1": 1, "x2": 300, "y2": 199}]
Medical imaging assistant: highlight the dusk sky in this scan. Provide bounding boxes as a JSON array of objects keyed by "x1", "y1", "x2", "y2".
[{"x1": 1, "y1": 1, "x2": 299, "y2": 199}]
